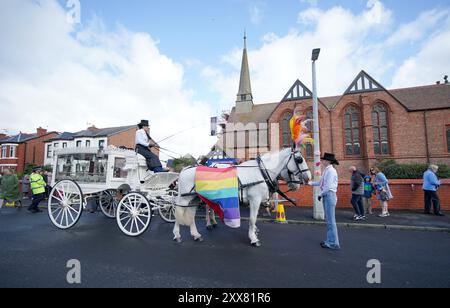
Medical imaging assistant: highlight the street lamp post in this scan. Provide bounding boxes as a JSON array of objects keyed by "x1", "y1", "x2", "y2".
[{"x1": 312, "y1": 48, "x2": 324, "y2": 220}]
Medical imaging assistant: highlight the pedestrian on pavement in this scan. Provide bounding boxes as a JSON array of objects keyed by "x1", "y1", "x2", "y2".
[
  {"x1": 423, "y1": 165, "x2": 444, "y2": 216},
  {"x1": 362, "y1": 176, "x2": 376, "y2": 215},
  {"x1": 28, "y1": 167, "x2": 46, "y2": 213},
  {"x1": 0, "y1": 168, "x2": 22, "y2": 211},
  {"x1": 349, "y1": 166, "x2": 365, "y2": 220},
  {"x1": 309, "y1": 153, "x2": 340, "y2": 250},
  {"x1": 22, "y1": 175, "x2": 31, "y2": 199},
  {"x1": 370, "y1": 167, "x2": 393, "y2": 217}
]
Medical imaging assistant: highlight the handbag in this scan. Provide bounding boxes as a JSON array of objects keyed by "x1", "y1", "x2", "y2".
[{"x1": 379, "y1": 189, "x2": 389, "y2": 201}]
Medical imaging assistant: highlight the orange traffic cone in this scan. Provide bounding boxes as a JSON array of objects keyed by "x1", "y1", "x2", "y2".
[{"x1": 275, "y1": 203, "x2": 288, "y2": 224}]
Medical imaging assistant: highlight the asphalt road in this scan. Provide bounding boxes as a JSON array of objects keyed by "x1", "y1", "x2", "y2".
[{"x1": 0, "y1": 206, "x2": 449, "y2": 288}]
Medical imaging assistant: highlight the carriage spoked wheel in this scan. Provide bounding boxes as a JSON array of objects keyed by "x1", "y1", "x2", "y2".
[
  {"x1": 158, "y1": 190, "x2": 177, "y2": 223},
  {"x1": 48, "y1": 180, "x2": 83, "y2": 230},
  {"x1": 99, "y1": 189, "x2": 119, "y2": 218},
  {"x1": 116, "y1": 192, "x2": 152, "y2": 237}
]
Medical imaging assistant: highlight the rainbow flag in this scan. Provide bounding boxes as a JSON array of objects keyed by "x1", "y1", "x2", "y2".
[{"x1": 195, "y1": 166, "x2": 240, "y2": 228}]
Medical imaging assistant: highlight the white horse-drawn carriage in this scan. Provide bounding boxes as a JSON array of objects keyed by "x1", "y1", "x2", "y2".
[{"x1": 48, "y1": 147, "x2": 179, "y2": 236}]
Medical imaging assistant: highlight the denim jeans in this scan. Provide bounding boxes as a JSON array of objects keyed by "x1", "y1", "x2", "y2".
[
  {"x1": 351, "y1": 194, "x2": 365, "y2": 217},
  {"x1": 151, "y1": 166, "x2": 165, "y2": 173},
  {"x1": 323, "y1": 192, "x2": 340, "y2": 249}
]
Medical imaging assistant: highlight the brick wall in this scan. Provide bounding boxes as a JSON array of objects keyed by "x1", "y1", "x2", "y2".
[
  {"x1": 108, "y1": 127, "x2": 137, "y2": 149},
  {"x1": 23, "y1": 133, "x2": 58, "y2": 170},
  {"x1": 281, "y1": 179, "x2": 450, "y2": 211},
  {"x1": 108, "y1": 127, "x2": 160, "y2": 156}
]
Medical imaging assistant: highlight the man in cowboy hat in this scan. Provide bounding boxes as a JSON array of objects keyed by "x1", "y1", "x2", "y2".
[
  {"x1": 309, "y1": 153, "x2": 340, "y2": 250},
  {"x1": 135, "y1": 120, "x2": 167, "y2": 177}
]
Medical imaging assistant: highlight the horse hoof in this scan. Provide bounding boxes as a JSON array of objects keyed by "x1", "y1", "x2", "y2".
[
  {"x1": 173, "y1": 237, "x2": 182, "y2": 243},
  {"x1": 194, "y1": 236, "x2": 204, "y2": 242},
  {"x1": 251, "y1": 241, "x2": 262, "y2": 247},
  {"x1": 206, "y1": 225, "x2": 213, "y2": 230}
]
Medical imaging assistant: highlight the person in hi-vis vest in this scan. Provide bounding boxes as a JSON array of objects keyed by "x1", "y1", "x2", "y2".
[{"x1": 28, "y1": 167, "x2": 46, "y2": 213}]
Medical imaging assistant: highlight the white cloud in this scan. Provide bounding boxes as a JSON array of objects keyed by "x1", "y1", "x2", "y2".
[
  {"x1": 0, "y1": 0, "x2": 216, "y2": 159},
  {"x1": 250, "y1": 5, "x2": 263, "y2": 25},
  {"x1": 392, "y1": 27, "x2": 450, "y2": 88}
]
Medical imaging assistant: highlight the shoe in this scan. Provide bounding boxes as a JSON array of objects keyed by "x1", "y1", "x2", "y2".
[
  {"x1": 353, "y1": 214, "x2": 359, "y2": 221},
  {"x1": 320, "y1": 242, "x2": 340, "y2": 250},
  {"x1": 378, "y1": 213, "x2": 389, "y2": 217},
  {"x1": 424, "y1": 211, "x2": 432, "y2": 215},
  {"x1": 435, "y1": 212, "x2": 445, "y2": 217},
  {"x1": 360, "y1": 216, "x2": 366, "y2": 220}
]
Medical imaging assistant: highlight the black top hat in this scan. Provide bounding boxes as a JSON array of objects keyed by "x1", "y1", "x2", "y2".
[
  {"x1": 320, "y1": 152, "x2": 339, "y2": 165},
  {"x1": 138, "y1": 120, "x2": 149, "y2": 127}
]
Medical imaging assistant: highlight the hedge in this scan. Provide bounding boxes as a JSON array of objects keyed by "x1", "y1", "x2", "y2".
[{"x1": 376, "y1": 159, "x2": 450, "y2": 179}]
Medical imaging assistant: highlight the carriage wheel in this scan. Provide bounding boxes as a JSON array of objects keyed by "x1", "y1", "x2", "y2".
[
  {"x1": 158, "y1": 190, "x2": 177, "y2": 223},
  {"x1": 116, "y1": 192, "x2": 152, "y2": 237},
  {"x1": 99, "y1": 189, "x2": 119, "y2": 218},
  {"x1": 48, "y1": 180, "x2": 83, "y2": 230}
]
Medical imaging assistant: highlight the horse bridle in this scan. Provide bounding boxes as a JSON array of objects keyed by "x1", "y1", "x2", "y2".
[{"x1": 285, "y1": 150, "x2": 310, "y2": 186}]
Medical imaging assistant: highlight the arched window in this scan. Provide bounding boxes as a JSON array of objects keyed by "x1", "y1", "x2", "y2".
[
  {"x1": 372, "y1": 104, "x2": 390, "y2": 155},
  {"x1": 344, "y1": 105, "x2": 361, "y2": 156},
  {"x1": 305, "y1": 109, "x2": 314, "y2": 158},
  {"x1": 281, "y1": 111, "x2": 293, "y2": 148}
]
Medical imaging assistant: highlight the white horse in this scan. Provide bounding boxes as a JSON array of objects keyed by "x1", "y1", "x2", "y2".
[{"x1": 173, "y1": 148, "x2": 311, "y2": 246}]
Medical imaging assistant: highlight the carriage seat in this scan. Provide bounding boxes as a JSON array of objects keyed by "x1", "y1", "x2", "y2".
[{"x1": 123, "y1": 152, "x2": 148, "y2": 171}]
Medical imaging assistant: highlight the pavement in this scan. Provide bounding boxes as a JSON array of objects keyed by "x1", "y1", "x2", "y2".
[
  {"x1": 9, "y1": 198, "x2": 450, "y2": 232},
  {"x1": 197, "y1": 204, "x2": 450, "y2": 233},
  {"x1": 1, "y1": 204, "x2": 450, "y2": 288}
]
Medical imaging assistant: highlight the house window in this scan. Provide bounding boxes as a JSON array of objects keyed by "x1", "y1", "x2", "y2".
[
  {"x1": 62, "y1": 143, "x2": 67, "y2": 148},
  {"x1": 47, "y1": 144, "x2": 52, "y2": 158},
  {"x1": 344, "y1": 105, "x2": 362, "y2": 156},
  {"x1": 372, "y1": 104, "x2": 390, "y2": 155},
  {"x1": 1, "y1": 146, "x2": 7, "y2": 158},
  {"x1": 281, "y1": 111, "x2": 293, "y2": 148},
  {"x1": 98, "y1": 140, "x2": 105, "y2": 149},
  {"x1": 9, "y1": 146, "x2": 15, "y2": 158},
  {"x1": 446, "y1": 126, "x2": 450, "y2": 153},
  {"x1": 76, "y1": 141, "x2": 82, "y2": 148},
  {"x1": 86, "y1": 140, "x2": 90, "y2": 147},
  {"x1": 305, "y1": 109, "x2": 314, "y2": 158}
]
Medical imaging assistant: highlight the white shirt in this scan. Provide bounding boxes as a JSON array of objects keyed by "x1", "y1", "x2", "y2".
[
  {"x1": 135, "y1": 129, "x2": 150, "y2": 147},
  {"x1": 311, "y1": 165, "x2": 338, "y2": 196}
]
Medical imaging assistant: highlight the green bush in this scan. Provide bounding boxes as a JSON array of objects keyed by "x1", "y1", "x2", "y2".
[{"x1": 376, "y1": 159, "x2": 450, "y2": 179}]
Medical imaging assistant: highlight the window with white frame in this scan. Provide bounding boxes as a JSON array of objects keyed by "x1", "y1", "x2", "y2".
[
  {"x1": 47, "y1": 144, "x2": 52, "y2": 158},
  {"x1": 76, "y1": 141, "x2": 82, "y2": 147},
  {"x1": 9, "y1": 146, "x2": 15, "y2": 158},
  {"x1": 1, "y1": 146, "x2": 7, "y2": 158},
  {"x1": 86, "y1": 140, "x2": 91, "y2": 147},
  {"x1": 63, "y1": 142, "x2": 67, "y2": 148}
]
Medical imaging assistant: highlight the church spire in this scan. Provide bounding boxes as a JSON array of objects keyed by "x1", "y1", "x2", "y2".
[{"x1": 236, "y1": 31, "x2": 253, "y2": 113}]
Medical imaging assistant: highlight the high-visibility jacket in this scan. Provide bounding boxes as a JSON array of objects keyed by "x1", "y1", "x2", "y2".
[{"x1": 30, "y1": 173, "x2": 46, "y2": 195}]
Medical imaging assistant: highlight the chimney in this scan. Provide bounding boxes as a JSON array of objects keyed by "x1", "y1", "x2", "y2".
[
  {"x1": 36, "y1": 127, "x2": 47, "y2": 137},
  {"x1": 444, "y1": 75, "x2": 449, "y2": 84},
  {"x1": 88, "y1": 125, "x2": 100, "y2": 132}
]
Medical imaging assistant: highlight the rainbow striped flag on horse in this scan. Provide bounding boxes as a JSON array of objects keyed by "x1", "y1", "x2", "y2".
[{"x1": 195, "y1": 166, "x2": 240, "y2": 228}]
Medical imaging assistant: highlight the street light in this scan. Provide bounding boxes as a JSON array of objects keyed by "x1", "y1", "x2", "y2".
[{"x1": 311, "y1": 48, "x2": 324, "y2": 220}]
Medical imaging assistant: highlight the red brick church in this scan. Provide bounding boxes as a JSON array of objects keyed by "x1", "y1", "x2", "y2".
[
  {"x1": 219, "y1": 38, "x2": 450, "y2": 177},
  {"x1": 217, "y1": 37, "x2": 450, "y2": 210}
]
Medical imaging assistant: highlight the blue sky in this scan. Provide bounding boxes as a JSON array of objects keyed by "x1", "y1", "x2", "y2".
[{"x1": 1, "y1": 0, "x2": 450, "y2": 157}]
